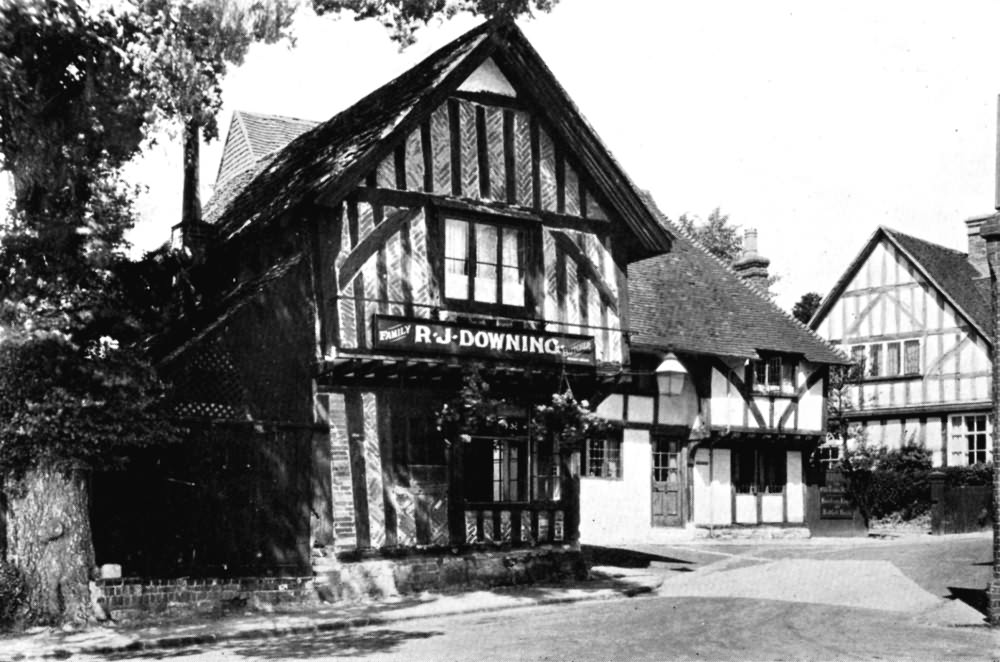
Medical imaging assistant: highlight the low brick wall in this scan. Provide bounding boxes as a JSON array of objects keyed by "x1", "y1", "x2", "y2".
[
  {"x1": 98, "y1": 546, "x2": 585, "y2": 622},
  {"x1": 97, "y1": 576, "x2": 314, "y2": 622}
]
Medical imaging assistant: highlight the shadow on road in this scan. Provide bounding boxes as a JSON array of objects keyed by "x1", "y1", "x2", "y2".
[
  {"x1": 582, "y1": 545, "x2": 695, "y2": 569},
  {"x1": 946, "y1": 586, "x2": 987, "y2": 616},
  {"x1": 100, "y1": 628, "x2": 443, "y2": 660}
]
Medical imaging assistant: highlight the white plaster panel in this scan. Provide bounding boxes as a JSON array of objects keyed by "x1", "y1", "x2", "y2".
[
  {"x1": 457, "y1": 58, "x2": 517, "y2": 96},
  {"x1": 941, "y1": 301, "x2": 957, "y2": 330},
  {"x1": 786, "y1": 452, "x2": 804, "y2": 523},
  {"x1": 876, "y1": 383, "x2": 891, "y2": 407},
  {"x1": 973, "y1": 337, "x2": 991, "y2": 371},
  {"x1": 711, "y1": 448, "x2": 732, "y2": 525},
  {"x1": 926, "y1": 418, "x2": 944, "y2": 468},
  {"x1": 692, "y1": 451, "x2": 711, "y2": 525},
  {"x1": 710, "y1": 367, "x2": 730, "y2": 427},
  {"x1": 883, "y1": 296, "x2": 897, "y2": 336},
  {"x1": 692, "y1": 447, "x2": 732, "y2": 526},
  {"x1": 761, "y1": 495, "x2": 784, "y2": 523},
  {"x1": 795, "y1": 374, "x2": 823, "y2": 432},
  {"x1": 727, "y1": 392, "x2": 744, "y2": 428},
  {"x1": 579, "y1": 428, "x2": 651, "y2": 544},
  {"x1": 627, "y1": 395, "x2": 654, "y2": 424},
  {"x1": 596, "y1": 394, "x2": 624, "y2": 421},
  {"x1": 959, "y1": 340, "x2": 975, "y2": 374},
  {"x1": 974, "y1": 376, "x2": 989, "y2": 401},
  {"x1": 942, "y1": 378, "x2": 957, "y2": 403},
  {"x1": 753, "y1": 397, "x2": 770, "y2": 427},
  {"x1": 735, "y1": 495, "x2": 757, "y2": 524}
]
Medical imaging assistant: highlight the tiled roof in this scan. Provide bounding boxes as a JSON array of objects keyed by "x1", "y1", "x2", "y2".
[
  {"x1": 881, "y1": 227, "x2": 992, "y2": 337},
  {"x1": 628, "y1": 195, "x2": 848, "y2": 364},
  {"x1": 203, "y1": 18, "x2": 671, "y2": 256},
  {"x1": 214, "y1": 111, "x2": 318, "y2": 186},
  {"x1": 208, "y1": 21, "x2": 493, "y2": 238}
]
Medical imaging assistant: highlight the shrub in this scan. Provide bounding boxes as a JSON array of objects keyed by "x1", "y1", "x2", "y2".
[
  {"x1": 0, "y1": 562, "x2": 27, "y2": 629},
  {"x1": 942, "y1": 462, "x2": 993, "y2": 487},
  {"x1": 842, "y1": 442, "x2": 933, "y2": 522}
]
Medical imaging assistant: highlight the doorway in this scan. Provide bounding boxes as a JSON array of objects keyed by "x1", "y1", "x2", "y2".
[{"x1": 652, "y1": 437, "x2": 683, "y2": 527}]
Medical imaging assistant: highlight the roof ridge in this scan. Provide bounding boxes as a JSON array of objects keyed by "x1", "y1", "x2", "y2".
[
  {"x1": 641, "y1": 193, "x2": 847, "y2": 362},
  {"x1": 235, "y1": 109, "x2": 322, "y2": 126}
]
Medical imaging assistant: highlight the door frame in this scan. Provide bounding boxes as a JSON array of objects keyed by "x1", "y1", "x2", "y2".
[{"x1": 650, "y1": 434, "x2": 687, "y2": 527}]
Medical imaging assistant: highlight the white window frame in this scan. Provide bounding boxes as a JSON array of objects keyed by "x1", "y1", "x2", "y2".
[{"x1": 949, "y1": 414, "x2": 991, "y2": 466}]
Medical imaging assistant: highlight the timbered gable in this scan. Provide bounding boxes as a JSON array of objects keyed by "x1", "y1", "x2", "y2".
[
  {"x1": 811, "y1": 228, "x2": 992, "y2": 411},
  {"x1": 707, "y1": 357, "x2": 827, "y2": 434},
  {"x1": 810, "y1": 223, "x2": 995, "y2": 466}
]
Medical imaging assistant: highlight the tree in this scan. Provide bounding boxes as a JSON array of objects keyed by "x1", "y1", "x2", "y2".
[
  {"x1": 676, "y1": 208, "x2": 742, "y2": 263},
  {"x1": 0, "y1": 0, "x2": 180, "y2": 623},
  {"x1": 133, "y1": 0, "x2": 297, "y2": 228},
  {"x1": 676, "y1": 208, "x2": 780, "y2": 295},
  {"x1": 314, "y1": 0, "x2": 558, "y2": 46},
  {"x1": 792, "y1": 292, "x2": 823, "y2": 324},
  {"x1": 0, "y1": 0, "x2": 295, "y2": 624}
]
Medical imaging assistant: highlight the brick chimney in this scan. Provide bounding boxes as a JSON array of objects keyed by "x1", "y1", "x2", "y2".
[
  {"x1": 966, "y1": 213, "x2": 994, "y2": 277},
  {"x1": 733, "y1": 228, "x2": 771, "y2": 292}
]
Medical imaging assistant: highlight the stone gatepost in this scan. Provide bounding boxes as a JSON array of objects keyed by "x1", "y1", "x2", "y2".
[{"x1": 978, "y1": 217, "x2": 1000, "y2": 626}]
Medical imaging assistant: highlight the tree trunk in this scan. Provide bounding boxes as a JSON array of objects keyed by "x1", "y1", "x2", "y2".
[
  {"x1": 181, "y1": 121, "x2": 201, "y2": 228},
  {"x1": 5, "y1": 461, "x2": 95, "y2": 625}
]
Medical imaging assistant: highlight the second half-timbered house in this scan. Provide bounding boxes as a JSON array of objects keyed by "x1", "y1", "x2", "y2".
[{"x1": 810, "y1": 218, "x2": 996, "y2": 468}]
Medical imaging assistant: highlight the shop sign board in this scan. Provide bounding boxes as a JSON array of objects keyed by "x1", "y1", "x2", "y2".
[
  {"x1": 372, "y1": 314, "x2": 595, "y2": 364},
  {"x1": 819, "y1": 470, "x2": 855, "y2": 520}
]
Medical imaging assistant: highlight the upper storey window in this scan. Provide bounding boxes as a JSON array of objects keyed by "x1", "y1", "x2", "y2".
[
  {"x1": 444, "y1": 218, "x2": 526, "y2": 309},
  {"x1": 849, "y1": 340, "x2": 921, "y2": 379},
  {"x1": 748, "y1": 356, "x2": 796, "y2": 395}
]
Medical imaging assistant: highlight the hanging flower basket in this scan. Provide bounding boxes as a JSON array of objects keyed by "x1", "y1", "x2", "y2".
[
  {"x1": 531, "y1": 389, "x2": 614, "y2": 454},
  {"x1": 436, "y1": 367, "x2": 614, "y2": 453}
]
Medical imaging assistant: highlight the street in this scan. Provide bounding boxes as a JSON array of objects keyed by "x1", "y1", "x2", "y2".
[
  {"x1": 59, "y1": 534, "x2": 998, "y2": 662},
  {"x1": 75, "y1": 595, "x2": 995, "y2": 662}
]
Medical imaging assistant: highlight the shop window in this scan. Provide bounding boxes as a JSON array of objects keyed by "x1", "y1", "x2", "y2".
[
  {"x1": 465, "y1": 435, "x2": 527, "y2": 503},
  {"x1": 732, "y1": 448, "x2": 787, "y2": 495},
  {"x1": 532, "y1": 439, "x2": 561, "y2": 499},
  {"x1": 748, "y1": 356, "x2": 796, "y2": 395},
  {"x1": 584, "y1": 429, "x2": 622, "y2": 479},
  {"x1": 950, "y1": 414, "x2": 990, "y2": 465},
  {"x1": 444, "y1": 218, "x2": 526, "y2": 309}
]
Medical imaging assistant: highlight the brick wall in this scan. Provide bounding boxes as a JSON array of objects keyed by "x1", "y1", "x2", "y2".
[
  {"x1": 98, "y1": 547, "x2": 585, "y2": 622},
  {"x1": 97, "y1": 576, "x2": 314, "y2": 623}
]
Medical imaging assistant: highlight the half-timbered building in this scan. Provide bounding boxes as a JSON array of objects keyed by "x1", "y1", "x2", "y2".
[
  {"x1": 810, "y1": 219, "x2": 996, "y2": 468},
  {"x1": 578, "y1": 209, "x2": 850, "y2": 542},
  {"x1": 131, "y1": 18, "x2": 676, "y2": 577}
]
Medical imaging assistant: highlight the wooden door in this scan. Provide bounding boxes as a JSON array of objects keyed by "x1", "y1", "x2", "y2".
[{"x1": 652, "y1": 438, "x2": 683, "y2": 527}]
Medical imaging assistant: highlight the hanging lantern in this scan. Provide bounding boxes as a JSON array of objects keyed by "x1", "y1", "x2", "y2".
[{"x1": 655, "y1": 352, "x2": 687, "y2": 395}]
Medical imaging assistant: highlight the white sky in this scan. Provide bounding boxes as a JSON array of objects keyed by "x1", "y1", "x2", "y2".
[{"x1": 13, "y1": 0, "x2": 1000, "y2": 312}]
